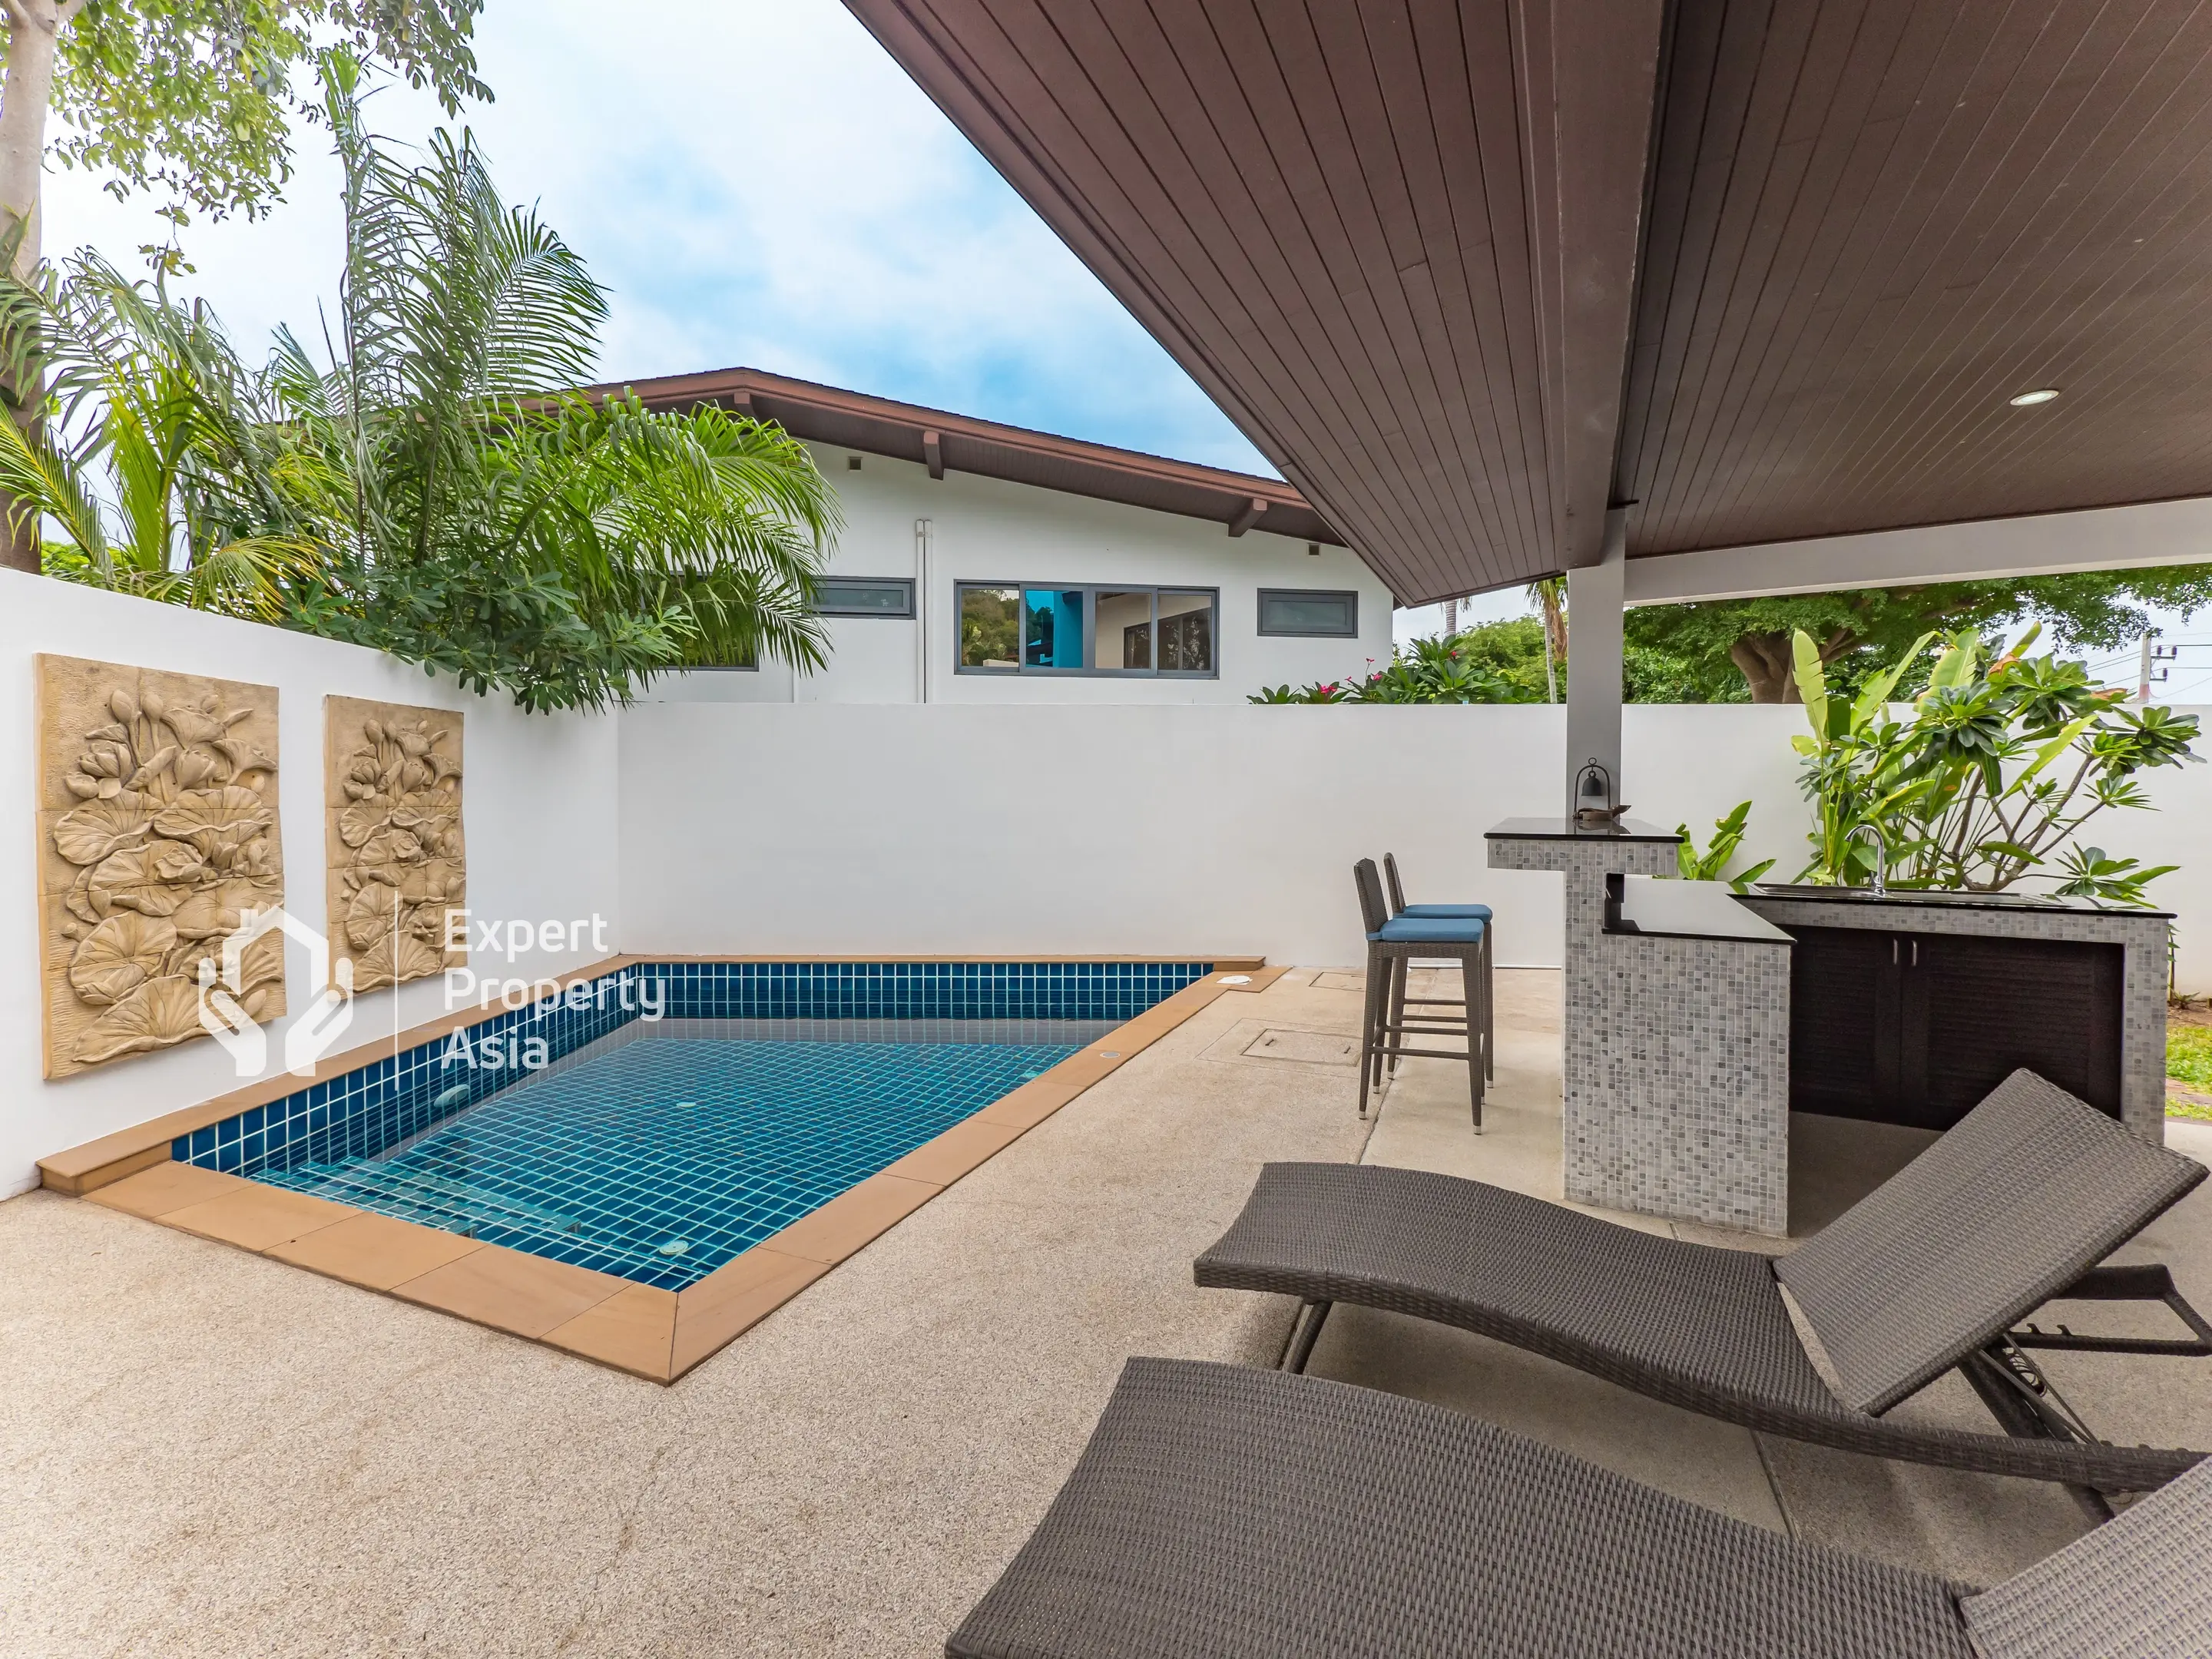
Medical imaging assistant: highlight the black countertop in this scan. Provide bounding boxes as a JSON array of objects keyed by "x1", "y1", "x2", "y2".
[
  {"x1": 1486, "y1": 816, "x2": 1683, "y2": 843},
  {"x1": 1602, "y1": 876, "x2": 1793, "y2": 945},
  {"x1": 1740, "y1": 885, "x2": 2174, "y2": 922}
]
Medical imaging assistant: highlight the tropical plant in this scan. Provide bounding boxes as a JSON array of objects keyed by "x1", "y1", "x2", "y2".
[
  {"x1": 1250, "y1": 613, "x2": 1720, "y2": 705},
  {"x1": 0, "y1": 0, "x2": 490, "y2": 573},
  {"x1": 1789, "y1": 624, "x2": 2198, "y2": 905},
  {"x1": 1356, "y1": 634, "x2": 1535, "y2": 704},
  {"x1": 0, "y1": 250, "x2": 329, "y2": 618},
  {"x1": 0, "y1": 53, "x2": 841, "y2": 712},
  {"x1": 1249, "y1": 679, "x2": 1351, "y2": 704},
  {"x1": 1248, "y1": 626, "x2": 1546, "y2": 704},
  {"x1": 1671, "y1": 801, "x2": 1775, "y2": 892}
]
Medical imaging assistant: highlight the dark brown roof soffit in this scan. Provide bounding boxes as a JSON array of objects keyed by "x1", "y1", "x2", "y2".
[
  {"x1": 1614, "y1": 0, "x2": 2212, "y2": 563},
  {"x1": 838, "y1": 0, "x2": 1664, "y2": 606},
  {"x1": 591, "y1": 364, "x2": 1345, "y2": 548}
]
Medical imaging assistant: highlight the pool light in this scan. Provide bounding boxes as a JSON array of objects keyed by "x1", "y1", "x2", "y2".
[{"x1": 2007, "y1": 388, "x2": 2059, "y2": 407}]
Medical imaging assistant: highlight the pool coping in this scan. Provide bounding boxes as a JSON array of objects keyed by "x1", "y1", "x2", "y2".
[{"x1": 54, "y1": 959, "x2": 1289, "y2": 1383}]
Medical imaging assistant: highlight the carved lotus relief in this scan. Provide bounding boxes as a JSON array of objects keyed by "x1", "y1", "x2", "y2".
[
  {"x1": 323, "y1": 697, "x2": 464, "y2": 993},
  {"x1": 36, "y1": 656, "x2": 286, "y2": 1078}
]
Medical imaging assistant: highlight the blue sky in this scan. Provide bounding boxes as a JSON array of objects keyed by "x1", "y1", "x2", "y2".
[{"x1": 44, "y1": 1, "x2": 1273, "y2": 477}]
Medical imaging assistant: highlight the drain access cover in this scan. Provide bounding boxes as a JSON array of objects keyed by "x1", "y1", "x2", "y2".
[{"x1": 1242, "y1": 1028, "x2": 1359, "y2": 1065}]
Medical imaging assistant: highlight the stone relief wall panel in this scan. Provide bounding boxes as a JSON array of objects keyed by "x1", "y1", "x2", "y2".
[
  {"x1": 323, "y1": 697, "x2": 465, "y2": 993},
  {"x1": 35, "y1": 654, "x2": 286, "y2": 1079}
]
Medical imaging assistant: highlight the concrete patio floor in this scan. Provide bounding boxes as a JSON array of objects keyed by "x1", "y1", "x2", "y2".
[{"x1": 5, "y1": 967, "x2": 2209, "y2": 1655}]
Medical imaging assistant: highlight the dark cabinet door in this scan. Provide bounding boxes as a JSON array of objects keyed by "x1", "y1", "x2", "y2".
[
  {"x1": 1784, "y1": 924, "x2": 2124, "y2": 1129},
  {"x1": 1906, "y1": 932, "x2": 2123, "y2": 1128},
  {"x1": 1786, "y1": 926, "x2": 1896, "y2": 1120}
]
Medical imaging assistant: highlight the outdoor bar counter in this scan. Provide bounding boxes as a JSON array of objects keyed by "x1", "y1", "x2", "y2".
[
  {"x1": 1489, "y1": 817, "x2": 2172, "y2": 1240},
  {"x1": 1487, "y1": 820, "x2": 1790, "y2": 1235}
]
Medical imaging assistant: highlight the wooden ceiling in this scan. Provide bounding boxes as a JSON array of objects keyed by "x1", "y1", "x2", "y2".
[
  {"x1": 1619, "y1": 0, "x2": 2212, "y2": 559},
  {"x1": 846, "y1": 0, "x2": 2212, "y2": 598},
  {"x1": 841, "y1": 0, "x2": 1664, "y2": 604}
]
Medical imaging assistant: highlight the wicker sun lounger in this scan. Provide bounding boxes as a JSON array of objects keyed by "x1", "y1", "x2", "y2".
[
  {"x1": 947, "y1": 1356, "x2": 2212, "y2": 1659},
  {"x1": 1194, "y1": 1071, "x2": 2211, "y2": 1507}
]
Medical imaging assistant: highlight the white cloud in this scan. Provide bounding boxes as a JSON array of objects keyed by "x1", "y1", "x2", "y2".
[{"x1": 39, "y1": 0, "x2": 1274, "y2": 475}]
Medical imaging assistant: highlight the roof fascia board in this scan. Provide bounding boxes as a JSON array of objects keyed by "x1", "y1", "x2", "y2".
[{"x1": 598, "y1": 366, "x2": 1348, "y2": 547}]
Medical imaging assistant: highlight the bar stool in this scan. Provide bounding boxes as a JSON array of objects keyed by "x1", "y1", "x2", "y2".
[
  {"x1": 1383, "y1": 852, "x2": 1495, "y2": 1084},
  {"x1": 1353, "y1": 859, "x2": 1487, "y2": 1129}
]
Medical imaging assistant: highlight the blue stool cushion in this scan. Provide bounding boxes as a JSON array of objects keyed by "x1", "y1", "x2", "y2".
[
  {"x1": 1370, "y1": 916, "x2": 1487, "y2": 945},
  {"x1": 1399, "y1": 902, "x2": 1493, "y2": 921}
]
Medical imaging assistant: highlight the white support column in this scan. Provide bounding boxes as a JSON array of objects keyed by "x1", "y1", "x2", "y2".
[{"x1": 1565, "y1": 506, "x2": 1629, "y2": 816}]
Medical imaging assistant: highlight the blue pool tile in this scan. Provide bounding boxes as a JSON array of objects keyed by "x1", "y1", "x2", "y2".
[
  {"x1": 190, "y1": 960, "x2": 1210, "y2": 1227},
  {"x1": 254, "y1": 1033, "x2": 1084, "y2": 1289}
]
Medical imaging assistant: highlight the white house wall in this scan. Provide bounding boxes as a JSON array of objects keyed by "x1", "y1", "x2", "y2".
[{"x1": 642, "y1": 445, "x2": 1398, "y2": 705}]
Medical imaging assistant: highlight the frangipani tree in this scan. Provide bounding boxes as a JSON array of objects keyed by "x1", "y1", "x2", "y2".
[{"x1": 1790, "y1": 625, "x2": 2199, "y2": 906}]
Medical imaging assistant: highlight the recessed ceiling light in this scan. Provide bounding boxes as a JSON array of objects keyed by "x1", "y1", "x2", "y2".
[{"x1": 2008, "y1": 388, "x2": 2060, "y2": 407}]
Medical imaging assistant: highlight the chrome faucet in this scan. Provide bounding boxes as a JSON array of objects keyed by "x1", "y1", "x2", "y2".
[{"x1": 1847, "y1": 824, "x2": 1889, "y2": 896}]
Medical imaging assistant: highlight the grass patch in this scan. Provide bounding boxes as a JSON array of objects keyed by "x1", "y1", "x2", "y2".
[{"x1": 2171, "y1": 1022, "x2": 2212, "y2": 1121}]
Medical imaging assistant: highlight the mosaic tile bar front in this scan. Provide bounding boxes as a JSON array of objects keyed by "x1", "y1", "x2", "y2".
[{"x1": 175, "y1": 960, "x2": 1213, "y2": 1179}]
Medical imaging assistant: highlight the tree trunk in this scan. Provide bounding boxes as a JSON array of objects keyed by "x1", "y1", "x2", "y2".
[
  {"x1": 1729, "y1": 632, "x2": 1801, "y2": 703},
  {"x1": 0, "y1": 1, "x2": 71, "y2": 575},
  {"x1": 1532, "y1": 577, "x2": 1567, "y2": 701}
]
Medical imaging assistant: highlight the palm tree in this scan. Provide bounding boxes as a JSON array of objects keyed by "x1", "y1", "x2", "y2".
[
  {"x1": 0, "y1": 49, "x2": 840, "y2": 712},
  {"x1": 0, "y1": 251, "x2": 332, "y2": 619},
  {"x1": 1528, "y1": 576, "x2": 1567, "y2": 701}
]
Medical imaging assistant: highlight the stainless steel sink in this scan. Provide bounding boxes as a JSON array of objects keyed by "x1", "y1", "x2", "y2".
[{"x1": 1749, "y1": 883, "x2": 2068, "y2": 909}]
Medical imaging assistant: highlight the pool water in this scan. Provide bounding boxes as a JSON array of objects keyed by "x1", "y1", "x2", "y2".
[{"x1": 256, "y1": 1025, "x2": 1091, "y2": 1289}]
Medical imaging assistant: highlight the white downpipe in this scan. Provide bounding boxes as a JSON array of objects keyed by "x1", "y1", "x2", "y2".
[{"x1": 915, "y1": 517, "x2": 934, "y2": 703}]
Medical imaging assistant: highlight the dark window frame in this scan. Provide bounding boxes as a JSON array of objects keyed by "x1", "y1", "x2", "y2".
[
  {"x1": 954, "y1": 581, "x2": 1220, "y2": 678},
  {"x1": 1257, "y1": 587, "x2": 1360, "y2": 637},
  {"x1": 814, "y1": 575, "x2": 917, "y2": 618}
]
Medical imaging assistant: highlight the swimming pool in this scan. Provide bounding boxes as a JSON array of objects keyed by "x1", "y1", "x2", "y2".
[
  {"x1": 253, "y1": 1021, "x2": 1101, "y2": 1289},
  {"x1": 171, "y1": 961, "x2": 1215, "y2": 1293}
]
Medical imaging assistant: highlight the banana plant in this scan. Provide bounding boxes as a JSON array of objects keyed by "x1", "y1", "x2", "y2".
[
  {"x1": 1790, "y1": 627, "x2": 1944, "y2": 887},
  {"x1": 1671, "y1": 800, "x2": 1776, "y2": 892}
]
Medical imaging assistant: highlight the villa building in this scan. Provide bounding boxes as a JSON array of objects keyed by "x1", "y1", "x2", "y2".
[{"x1": 605, "y1": 367, "x2": 1396, "y2": 704}]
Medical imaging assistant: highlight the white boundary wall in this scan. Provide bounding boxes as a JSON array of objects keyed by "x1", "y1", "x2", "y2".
[
  {"x1": 7, "y1": 569, "x2": 2207, "y2": 1196},
  {"x1": 616, "y1": 701, "x2": 2212, "y2": 988},
  {"x1": 0, "y1": 573, "x2": 620, "y2": 1196}
]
